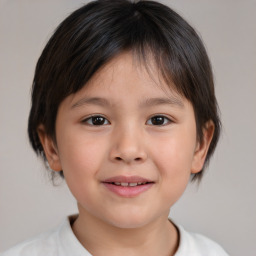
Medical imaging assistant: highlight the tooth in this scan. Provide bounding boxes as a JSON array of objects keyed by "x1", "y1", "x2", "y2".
[
  {"x1": 138, "y1": 182, "x2": 142, "y2": 185},
  {"x1": 129, "y1": 183, "x2": 138, "y2": 187},
  {"x1": 121, "y1": 182, "x2": 128, "y2": 186},
  {"x1": 114, "y1": 182, "x2": 121, "y2": 185}
]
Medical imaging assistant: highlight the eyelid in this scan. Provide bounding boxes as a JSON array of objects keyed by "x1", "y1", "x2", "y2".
[
  {"x1": 146, "y1": 114, "x2": 173, "y2": 126},
  {"x1": 81, "y1": 114, "x2": 110, "y2": 125}
]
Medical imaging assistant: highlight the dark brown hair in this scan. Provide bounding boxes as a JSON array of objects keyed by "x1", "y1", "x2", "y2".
[{"x1": 28, "y1": 0, "x2": 221, "y2": 182}]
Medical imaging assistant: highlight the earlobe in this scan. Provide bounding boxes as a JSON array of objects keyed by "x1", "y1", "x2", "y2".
[
  {"x1": 37, "y1": 125, "x2": 62, "y2": 172},
  {"x1": 191, "y1": 120, "x2": 215, "y2": 174}
]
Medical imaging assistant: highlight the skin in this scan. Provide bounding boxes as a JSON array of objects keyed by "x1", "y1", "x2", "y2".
[{"x1": 38, "y1": 52, "x2": 214, "y2": 256}]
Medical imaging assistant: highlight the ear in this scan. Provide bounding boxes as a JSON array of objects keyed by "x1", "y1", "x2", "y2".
[
  {"x1": 37, "y1": 124, "x2": 62, "y2": 172},
  {"x1": 191, "y1": 120, "x2": 215, "y2": 174}
]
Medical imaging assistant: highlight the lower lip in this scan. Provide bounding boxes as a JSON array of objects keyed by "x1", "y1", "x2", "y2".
[{"x1": 103, "y1": 183, "x2": 154, "y2": 197}]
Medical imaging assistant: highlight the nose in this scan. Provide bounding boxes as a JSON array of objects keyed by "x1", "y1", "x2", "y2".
[{"x1": 109, "y1": 126, "x2": 147, "y2": 164}]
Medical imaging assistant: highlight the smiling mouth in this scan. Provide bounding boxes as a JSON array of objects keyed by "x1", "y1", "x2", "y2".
[
  {"x1": 106, "y1": 181, "x2": 153, "y2": 187},
  {"x1": 102, "y1": 176, "x2": 155, "y2": 197}
]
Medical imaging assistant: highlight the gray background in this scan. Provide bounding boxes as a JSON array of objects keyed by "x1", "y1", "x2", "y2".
[{"x1": 0, "y1": 0, "x2": 256, "y2": 255}]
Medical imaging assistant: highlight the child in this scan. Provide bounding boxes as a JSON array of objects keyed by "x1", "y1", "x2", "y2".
[{"x1": 2, "y1": 0, "x2": 229, "y2": 255}]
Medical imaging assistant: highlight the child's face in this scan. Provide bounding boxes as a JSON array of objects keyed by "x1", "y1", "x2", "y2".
[{"x1": 40, "y1": 52, "x2": 212, "y2": 228}]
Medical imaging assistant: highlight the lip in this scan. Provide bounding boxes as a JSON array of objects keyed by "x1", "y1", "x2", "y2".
[
  {"x1": 102, "y1": 175, "x2": 155, "y2": 198},
  {"x1": 103, "y1": 175, "x2": 153, "y2": 184}
]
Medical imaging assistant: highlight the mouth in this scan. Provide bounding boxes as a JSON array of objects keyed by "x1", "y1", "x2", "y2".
[
  {"x1": 102, "y1": 176, "x2": 155, "y2": 197},
  {"x1": 105, "y1": 181, "x2": 153, "y2": 187}
]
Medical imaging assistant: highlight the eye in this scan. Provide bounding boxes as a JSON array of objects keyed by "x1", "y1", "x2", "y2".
[
  {"x1": 146, "y1": 115, "x2": 172, "y2": 126},
  {"x1": 82, "y1": 115, "x2": 110, "y2": 126}
]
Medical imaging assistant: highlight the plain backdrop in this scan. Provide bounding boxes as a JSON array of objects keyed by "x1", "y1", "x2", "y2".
[{"x1": 0, "y1": 0, "x2": 256, "y2": 255}]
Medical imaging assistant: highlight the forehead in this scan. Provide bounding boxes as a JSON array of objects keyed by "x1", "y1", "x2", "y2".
[{"x1": 68, "y1": 52, "x2": 184, "y2": 105}]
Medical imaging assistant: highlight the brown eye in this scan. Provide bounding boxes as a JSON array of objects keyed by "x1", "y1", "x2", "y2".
[
  {"x1": 147, "y1": 115, "x2": 171, "y2": 126},
  {"x1": 83, "y1": 116, "x2": 110, "y2": 126}
]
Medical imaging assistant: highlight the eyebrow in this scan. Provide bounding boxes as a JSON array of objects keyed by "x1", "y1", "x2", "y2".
[
  {"x1": 71, "y1": 97, "x2": 112, "y2": 109},
  {"x1": 139, "y1": 96, "x2": 184, "y2": 108},
  {"x1": 71, "y1": 96, "x2": 184, "y2": 109}
]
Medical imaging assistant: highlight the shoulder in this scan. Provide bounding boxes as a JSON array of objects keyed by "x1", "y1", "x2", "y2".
[
  {"x1": 175, "y1": 225, "x2": 229, "y2": 256},
  {"x1": 0, "y1": 229, "x2": 59, "y2": 256},
  {"x1": 1, "y1": 215, "x2": 89, "y2": 256}
]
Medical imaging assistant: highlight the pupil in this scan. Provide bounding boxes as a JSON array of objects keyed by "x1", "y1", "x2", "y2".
[
  {"x1": 92, "y1": 116, "x2": 105, "y2": 125},
  {"x1": 152, "y1": 116, "x2": 164, "y2": 125}
]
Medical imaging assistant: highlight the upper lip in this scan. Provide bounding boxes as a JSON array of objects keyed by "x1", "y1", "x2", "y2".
[{"x1": 102, "y1": 175, "x2": 154, "y2": 183}]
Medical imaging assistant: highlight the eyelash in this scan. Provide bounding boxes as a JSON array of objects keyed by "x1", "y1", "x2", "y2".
[
  {"x1": 82, "y1": 115, "x2": 172, "y2": 126},
  {"x1": 82, "y1": 115, "x2": 110, "y2": 126}
]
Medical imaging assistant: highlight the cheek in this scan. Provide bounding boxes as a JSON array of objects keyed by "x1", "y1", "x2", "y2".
[
  {"x1": 153, "y1": 132, "x2": 195, "y2": 174},
  {"x1": 150, "y1": 130, "x2": 196, "y2": 200},
  {"x1": 56, "y1": 131, "x2": 107, "y2": 190},
  {"x1": 57, "y1": 135, "x2": 109, "y2": 210}
]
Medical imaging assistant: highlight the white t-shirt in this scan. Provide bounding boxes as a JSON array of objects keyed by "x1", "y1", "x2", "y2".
[{"x1": 1, "y1": 216, "x2": 229, "y2": 256}]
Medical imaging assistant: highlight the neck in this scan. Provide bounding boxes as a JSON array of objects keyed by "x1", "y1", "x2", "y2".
[{"x1": 72, "y1": 206, "x2": 179, "y2": 256}]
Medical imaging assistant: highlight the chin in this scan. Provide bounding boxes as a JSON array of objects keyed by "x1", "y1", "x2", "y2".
[{"x1": 103, "y1": 208, "x2": 154, "y2": 229}]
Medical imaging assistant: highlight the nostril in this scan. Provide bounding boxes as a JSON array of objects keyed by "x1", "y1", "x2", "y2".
[{"x1": 114, "y1": 156, "x2": 142, "y2": 162}]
